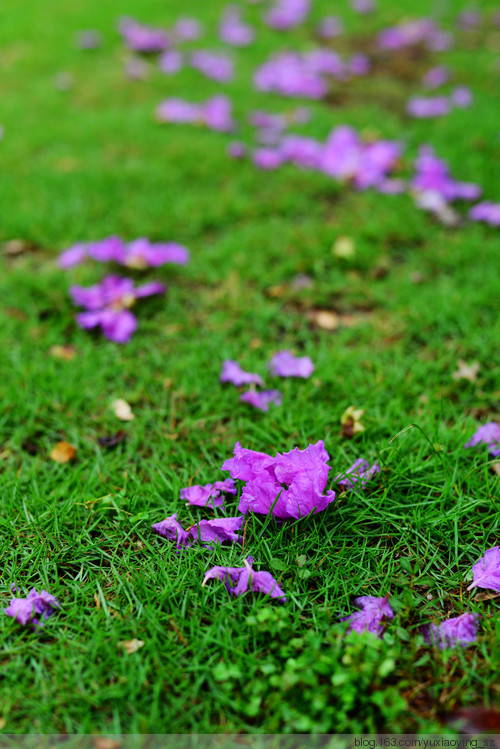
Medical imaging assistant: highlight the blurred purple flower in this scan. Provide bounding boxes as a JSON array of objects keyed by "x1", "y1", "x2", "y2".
[
  {"x1": 457, "y1": 10, "x2": 481, "y2": 30},
  {"x1": 279, "y1": 135, "x2": 323, "y2": 169},
  {"x1": 422, "y1": 612, "x2": 479, "y2": 649},
  {"x1": 265, "y1": 0, "x2": 310, "y2": 30},
  {"x1": 335, "y1": 459, "x2": 381, "y2": 492},
  {"x1": 341, "y1": 595, "x2": 394, "y2": 637},
  {"x1": 350, "y1": 0, "x2": 375, "y2": 14},
  {"x1": 5, "y1": 588, "x2": 59, "y2": 629},
  {"x1": 467, "y1": 546, "x2": 500, "y2": 592},
  {"x1": 268, "y1": 350, "x2": 314, "y2": 378},
  {"x1": 119, "y1": 17, "x2": 170, "y2": 53},
  {"x1": 202, "y1": 95, "x2": 235, "y2": 132},
  {"x1": 254, "y1": 52, "x2": 328, "y2": 99},
  {"x1": 75, "y1": 30, "x2": 102, "y2": 50},
  {"x1": 465, "y1": 422, "x2": 500, "y2": 457},
  {"x1": 158, "y1": 50, "x2": 184, "y2": 75},
  {"x1": 316, "y1": 16, "x2": 344, "y2": 38},
  {"x1": 153, "y1": 513, "x2": 244, "y2": 547},
  {"x1": 156, "y1": 95, "x2": 235, "y2": 132},
  {"x1": 407, "y1": 96, "x2": 451, "y2": 118},
  {"x1": 190, "y1": 50, "x2": 234, "y2": 83},
  {"x1": 252, "y1": 148, "x2": 284, "y2": 169},
  {"x1": 451, "y1": 86, "x2": 473, "y2": 108},
  {"x1": 220, "y1": 6, "x2": 255, "y2": 46},
  {"x1": 70, "y1": 275, "x2": 165, "y2": 343},
  {"x1": 412, "y1": 145, "x2": 481, "y2": 202},
  {"x1": 227, "y1": 141, "x2": 247, "y2": 158},
  {"x1": 220, "y1": 360, "x2": 264, "y2": 387},
  {"x1": 172, "y1": 17, "x2": 203, "y2": 42},
  {"x1": 240, "y1": 389, "x2": 283, "y2": 411},
  {"x1": 469, "y1": 201, "x2": 500, "y2": 226},
  {"x1": 203, "y1": 557, "x2": 286, "y2": 602},
  {"x1": 322, "y1": 126, "x2": 401, "y2": 190},
  {"x1": 152, "y1": 513, "x2": 191, "y2": 548},
  {"x1": 349, "y1": 54, "x2": 371, "y2": 76},
  {"x1": 422, "y1": 65, "x2": 449, "y2": 89},
  {"x1": 223, "y1": 440, "x2": 335, "y2": 519},
  {"x1": 378, "y1": 19, "x2": 452, "y2": 52},
  {"x1": 59, "y1": 237, "x2": 188, "y2": 269}
]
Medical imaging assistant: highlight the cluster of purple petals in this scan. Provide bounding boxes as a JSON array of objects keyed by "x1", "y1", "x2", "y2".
[
  {"x1": 341, "y1": 595, "x2": 394, "y2": 637},
  {"x1": 190, "y1": 50, "x2": 234, "y2": 83},
  {"x1": 5, "y1": 588, "x2": 59, "y2": 629},
  {"x1": 152, "y1": 513, "x2": 244, "y2": 548},
  {"x1": 411, "y1": 145, "x2": 481, "y2": 203},
  {"x1": 465, "y1": 422, "x2": 500, "y2": 457},
  {"x1": 469, "y1": 202, "x2": 500, "y2": 226},
  {"x1": 467, "y1": 546, "x2": 500, "y2": 592},
  {"x1": 219, "y1": 6, "x2": 255, "y2": 46},
  {"x1": 334, "y1": 458, "x2": 380, "y2": 492},
  {"x1": 156, "y1": 95, "x2": 235, "y2": 132},
  {"x1": 265, "y1": 0, "x2": 310, "y2": 31},
  {"x1": 181, "y1": 478, "x2": 237, "y2": 510},
  {"x1": 377, "y1": 19, "x2": 452, "y2": 52},
  {"x1": 407, "y1": 87, "x2": 472, "y2": 118},
  {"x1": 119, "y1": 17, "x2": 171, "y2": 53},
  {"x1": 222, "y1": 440, "x2": 335, "y2": 519},
  {"x1": 254, "y1": 49, "x2": 370, "y2": 99},
  {"x1": 70, "y1": 275, "x2": 165, "y2": 343},
  {"x1": 422, "y1": 612, "x2": 480, "y2": 649},
  {"x1": 203, "y1": 557, "x2": 286, "y2": 602},
  {"x1": 59, "y1": 236, "x2": 189, "y2": 270}
]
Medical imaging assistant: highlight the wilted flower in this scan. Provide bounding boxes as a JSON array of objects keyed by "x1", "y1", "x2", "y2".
[
  {"x1": 223, "y1": 440, "x2": 335, "y2": 519},
  {"x1": 467, "y1": 546, "x2": 500, "y2": 593},
  {"x1": 341, "y1": 595, "x2": 394, "y2": 637},
  {"x1": 70, "y1": 275, "x2": 165, "y2": 343},
  {"x1": 268, "y1": 350, "x2": 314, "y2": 378},
  {"x1": 422, "y1": 612, "x2": 480, "y2": 649},
  {"x1": 5, "y1": 588, "x2": 60, "y2": 629},
  {"x1": 464, "y1": 422, "x2": 500, "y2": 457},
  {"x1": 203, "y1": 557, "x2": 286, "y2": 602}
]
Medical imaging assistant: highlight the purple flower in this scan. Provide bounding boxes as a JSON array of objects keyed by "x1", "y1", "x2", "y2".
[
  {"x1": 5, "y1": 588, "x2": 59, "y2": 629},
  {"x1": 190, "y1": 50, "x2": 234, "y2": 83},
  {"x1": 152, "y1": 513, "x2": 192, "y2": 548},
  {"x1": 467, "y1": 547, "x2": 500, "y2": 593},
  {"x1": 422, "y1": 612, "x2": 480, "y2": 649},
  {"x1": 70, "y1": 275, "x2": 165, "y2": 343},
  {"x1": 407, "y1": 96, "x2": 451, "y2": 118},
  {"x1": 265, "y1": 0, "x2": 310, "y2": 30},
  {"x1": 316, "y1": 17, "x2": 344, "y2": 38},
  {"x1": 422, "y1": 65, "x2": 449, "y2": 89},
  {"x1": 254, "y1": 53, "x2": 328, "y2": 99},
  {"x1": 181, "y1": 479, "x2": 237, "y2": 510},
  {"x1": 219, "y1": 7, "x2": 255, "y2": 46},
  {"x1": 202, "y1": 95, "x2": 235, "y2": 132},
  {"x1": 172, "y1": 17, "x2": 203, "y2": 42},
  {"x1": 220, "y1": 360, "x2": 264, "y2": 387},
  {"x1": 156, "y1": 98, "x2": 201, "y2": 124},
  {"x1": 156, "y1": 96, "x2": 235, "y2": 132},
  {"x1": 153, "y1": 513, "x2": 244, "y2": 548},
  {"x1": 203, "y1": 557, "x2": 286, "y2": 602},
  {"x1": 252, "y1": 148, "x2": 284, "y2": 170},
  {"x1": 451, "y1": 86, "x2": 473, "y2": 108},
  {"x1": 321, "y1": 126, "x2": 400, "y2": 190},
  {"x1": 268, "y1": 350, "x2": 314, "y2": 378},
  {"x1": 123, "y1": 239, "x2": 189, "y2": 268},
  {"x1": 279, "y1": 135, "x2": 323, "y2": 169},
  {"x1": 334, "y1": 459, "x2": 381, "y2": 492},
  {"x1": 240, "y1": 389, "x2": 283, "y2": 411},
  {"x1": 227, "y1": 141, "x2": 247, "y2": 159},
  {"x1": 469, "y1": 201, "x2": 500, "y2": 226},
  {"x1": 119, "y1": 17, "x2": 170, "y2": 53},
  {"x1": 412, "y1": 145, "x2": 481, "y2": 202},
  {"x1": 158, "y1": 50, "x2": 184, "y2": 75},
  {"x1": 350, "y1": 0, "x2": 375, "y2": 14},
  {"x1": 341, "y1": 595, "x2": 394, "y2": 637},
  {"x1": 58, "y1": 243, "x2": 88, "y2": 269},
  {"x1": 464, "y1": 422, "x2": 500, "y2": 457},
  {"x1": 223, "y1": 440, "x2": 335, "y2": 519}
]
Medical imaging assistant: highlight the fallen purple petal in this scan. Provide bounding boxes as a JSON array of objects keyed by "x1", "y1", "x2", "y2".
[
  {"x1": 467, "y1": 547, "x2": 500, "y2": 593},
  {"x1": 220, "y1": 360, "x2": 264, "y2": 387},
  {"x1": 422, "y1": 612, "x2": 480, "y2": 649},
  {"x1": 203, "y1": 557, "x2": 286, "y2": 602},
  {"x1": 5, "y1": 588, "x2": 60, "y2": 630},
  {"x1": 240, "y1": 389, "x2": 283, "y2": 411},
  {"x1": 464, "y1": 422, "x2": 500, "y2": 457},
  {"x1": 341, "y1": 595, "x2": 394, "y2": 637},
  {"x1": 268, "y1": 350, "x2": 314, "y2": 378},
  {"x1": 334, "y1": 459, "x2": 381, "y2": 491}
]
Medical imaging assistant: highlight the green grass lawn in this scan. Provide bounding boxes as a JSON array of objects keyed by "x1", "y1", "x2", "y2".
[{"x1": 0, "y1": 0, "x2": 499, "y2": 734}]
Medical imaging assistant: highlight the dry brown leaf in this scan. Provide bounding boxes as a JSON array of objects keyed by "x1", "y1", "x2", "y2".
[
  {"x1": 112, "y1": 398, "x2": 134, "y2": 422},
  {"x1": 2, "y1": 239, "x2": 34, "y2": 256},
  {"x1": 308, "y1": 310, "x2": 339, "y2": 330},
  {"x1": 452, "y1": 359, "x2": 480, "y2": 382},
  {"x1": 49, "y1": 344, "x2": 77, "y2": 361},
  {"x1": 332, "y1": 236, "x2": 355, "y2": 259},
  {"x1": 118, "y1": 639, "x2": 144, "y2": 655},
  {"x1": 93, "y1": 739, "x2": 121, "y2": 749},
  {"x1": 50, "y1": 441, "x2": 77, "y2": 463}
]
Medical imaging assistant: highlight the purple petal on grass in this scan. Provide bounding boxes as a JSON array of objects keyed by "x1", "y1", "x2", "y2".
[
  {"x1": 220, "y1": 7, "x2": 255, "y2": 46},
  {"x1": 252, "y1": 148, "x2": 284, "y2": 170},
  {"x1": 316, "y1": 16, "x2": 344, "y2": 38},
  {"x1": 202, "y1": 95, "x2": 235, "y2": 132},
  {"x1": 451, "y1": 86, "x2": 473, "y2": 108},
  {"x1": 190, "y1": 516, "x2": 244, "y2": 545},
  {"x1": 334, "y1": 458, "x2": 381, "y2": 491},
  {"x1": 240, "y1": 389, "x2": 283, "y2": 411},
  {"x1": 87, "y1": 236, "x2": 126, "y2": 263},
  {"x1": 101, "y1": 309, "x2": 138, "y2": 343},
  {"x1": 469, "y1": 201, "x2": 500, "y2": 226},
  {"x1": 467, "y1": 547, "x2": 500, "y2": 592},
  {"x1": 423, "y1": 65, "x2": 449, "y2": 89},
  {"x1": 172, "y1": 17, "x2": 203, "y2": 42},
  {"x1": 158, "y1": 50, "x2": 183, "y2": 75},
  {"x1": 464, "y1": 422, "x2": 500, "y2": 457},
  {"x1": 220, "y1": 360, "x2": 264, "y2": 387},
  {"x1": 76, "y1": 30, "x2": 102, "y2": 50},
  {"x1": 58, "y1": 243, "x2": 88, "y2": 269},
  {"x1": 422, "y1": 612, "x2": 480, "y2": 649},
  {"x1": 156, "y1": 98, "x2": 201, "y2": 124},
  {"x1": 152, "y1": 513, "x2": 192, "y2": 548},
  {"x1": 341, "y1": 595, "x2": 394, "y2": 637},
  {"x1": 124, "y1": 239, "x2": 189, "y2": 268},
  {"x1": 5, "y1": 588, "x2": 59, "y2": 629},
  {"x1": 190, "y1": 50, "x2": 234, "y2": 83},
  {"x1": 134, "y1": 280, "x2": 167, "y2": 298},
  {"x1": 265, "y1": 0, "x2": 310, "y2": 30},
  {"x1": 119, "y1": 17, "x2": 170, "y2": 53},
  {"x1": 227, "y1": 141, "x2": 247, "y2": 158},
  {"x1": 203, "y1": 557, "x2": 285, "y2": 601},
  {"x1": 268, "y1": 350, "x2": 314, "y2": 378},
  {"x1": 181, "y1": 483, "x2": 226, "y2": 510},
  {"x1": 350, "y1": 0, "x2": 375, "y2": 14},
  {"x1": 407, "y1": 96, "x2": 451, "y2": 118}
]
